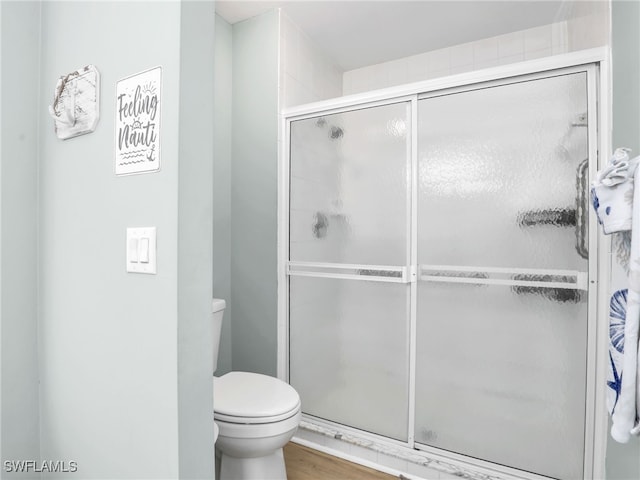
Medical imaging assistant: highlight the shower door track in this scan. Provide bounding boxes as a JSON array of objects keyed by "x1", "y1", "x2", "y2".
[{"x1": 278, "y1": 48, "x2": 610, "y2": 480}]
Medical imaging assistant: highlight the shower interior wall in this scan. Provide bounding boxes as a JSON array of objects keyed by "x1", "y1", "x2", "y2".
[{"x1": 343, "y1": 2, "x2": 609, "y2": 94}]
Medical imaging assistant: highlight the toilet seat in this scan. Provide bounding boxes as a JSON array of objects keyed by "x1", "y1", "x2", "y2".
[
  {"x1": 215, "y1": 404, "x2": 300, "y2": 425},
  {"x1": 214, "y1": 372, "x2": 301, "y2": 425}
]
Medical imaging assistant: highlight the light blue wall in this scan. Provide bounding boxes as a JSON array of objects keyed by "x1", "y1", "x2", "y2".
[
  {"x1": 0, "y1": 2, "x2": 41, "y2": 476},
  {"x1": 607, "y1": 1, "x2": 640, "y2": 478},
  {"x1": 36, "y1": 1, "x2": 214, "y2": 478},
  {"x1": 213, "y1": 13, "x2": 233, "y2": 376},
  {"x1": 612, "y1": 0, "x2": 640, "y2": 155},
  {"x1": 176, "y1": 2, "x2": 215, "y2": 478},
  {"x1": 230, "y1": 10, "x2": 280, "y2": 376}
]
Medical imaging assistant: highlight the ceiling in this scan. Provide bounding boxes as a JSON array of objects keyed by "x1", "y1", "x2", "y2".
[{"x1": 215, "y1": 0, "x2": 578, "y2": 71}]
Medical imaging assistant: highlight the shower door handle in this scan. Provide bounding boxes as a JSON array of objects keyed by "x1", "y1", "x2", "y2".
[
  {"x1": 420, "y1": 265, "x2": 588, "y2": 291},
  {"x1": 287, "y1": 262, "x2": 414, "y2": 283},
  {"x1": 575, "y1": 158, "x2": 589, "y2": 259}
]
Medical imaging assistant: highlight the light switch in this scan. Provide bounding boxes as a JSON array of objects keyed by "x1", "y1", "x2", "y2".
[
  {"x1": 128, "y1": 238, "x2": 139, "y2": 262},
  {"x1": 126, "y1": 227, "x2": 157, "y2": 274},
  {"x1": 139, "y1": 237, "x2": 150, "y2": 263}
]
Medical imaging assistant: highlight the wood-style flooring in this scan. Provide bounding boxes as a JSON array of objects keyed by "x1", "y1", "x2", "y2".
[{"x1": 283, "y1": 442, "x2": 398, "y2": 480}]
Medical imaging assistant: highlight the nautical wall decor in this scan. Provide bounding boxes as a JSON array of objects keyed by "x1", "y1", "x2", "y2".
[
  {"x1": 48, "y1": 65, "x2": 100, "y2": 140},
  {"x1": 115, "y1": 66, "x2": 162, "y2": 176}
]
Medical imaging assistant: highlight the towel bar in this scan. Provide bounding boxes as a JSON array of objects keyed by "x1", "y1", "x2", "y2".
[{"x1": 420, "y1": 265, "x2": 588, "y2": 291}]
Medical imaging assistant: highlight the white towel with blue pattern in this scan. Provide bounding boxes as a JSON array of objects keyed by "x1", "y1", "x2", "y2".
[
  {"x1": 591, "y1": 148, "x2": 638, "y2": 234},
  {"x1": 606, "y1": 157, "x2": 640, "y2": 443}
]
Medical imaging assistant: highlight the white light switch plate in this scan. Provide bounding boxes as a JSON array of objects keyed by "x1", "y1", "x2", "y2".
[{"x1": 126, "y1": 227, "x2": 156, "y2": 274}]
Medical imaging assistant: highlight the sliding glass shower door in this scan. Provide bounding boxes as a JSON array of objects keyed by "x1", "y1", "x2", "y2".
[
  {"x1": 288, "y1": 102, "x2": 412, "y2": 441},
  {"x1": 286, "y1": 67, "x2": 594, "y2": 480},
  {"x1": 415, "y1": 72, "x2": 590, "y2": 480}
]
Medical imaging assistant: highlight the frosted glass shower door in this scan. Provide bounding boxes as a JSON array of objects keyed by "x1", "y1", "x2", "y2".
[
  {"x1": 288, "y1": 102, "x2": 411, "y2": 441},
  {"x1": 415, "y1": 73, "x2": 590, "y2": 480}
]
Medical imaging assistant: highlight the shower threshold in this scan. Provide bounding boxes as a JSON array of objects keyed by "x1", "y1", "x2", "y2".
[{"x1": 293, "y1": 417, "x2": 552, "y2": 480}]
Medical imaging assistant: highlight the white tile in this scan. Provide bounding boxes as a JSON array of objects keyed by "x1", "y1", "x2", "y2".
[
  {"x1": 377, "y1": 452, "x2": 409, "y2": 474},
  {"x1": 473, "y1": 37, "x2": 498, "y2": 66},
  {"x1": 342, "y1": 71, "x2": 354, "y2": 95},
  {"x1": 386, "y1": 57, "x2": 409, "y2": 88},
  {"x1": 283, "y1": 26, "x2": 300, "y2": 80},
  {"x1": 577, "y1": 13, "x2": 608, "y2": 48},
  {"x1": 323, "y1": 435, "x2": 350, "y2": 454},
  {"x1": 449, "y1": 43, "x2": 473, "y2": 68},
  {"x1": 427, "y1": 69, "x2": 450, "y2": 80},
  {"x1": 407, "y1": 52, "x2": 430, "y2": 83},
  {"x1": 497, "y1": 31, "x2": 524, "y2": 59},
  {"x1": 349, "y1": 443, "x2": 378, "y2": 463},
  {"x1": 349, "y1": 70, "x2": 370, "y2": 95},
  {"x1": 552, "y1": 42, "x2": 569, "y2": 56},
  {"x1": 293, "y1": 428, "x2": 326, "y2": 446},
  {"x1": 524, "y1": 24, "x2": 552, "y2": 54},
  {"x1": 449, "y1": 64, "x2": 473, "y2": 75},
  {"x1": 326, "y1": 67, "x2": 343, "y2": 98},
  {"x1": 407, "y1": 462, "x2": 443, "y2": 479},
  {"x1": 311, "y1": 60, "x2": 327, "y2": 99},
  {"x1": 282, "y1": 74, "x2": 307, "y2": 109},
  {"x1": 474, "y1": 58, "x2": 499, "y2": 70},
  {"x1": 298, "y1": 48, "x2": 314, "y2": 93},
  {"x1": 498, "y1": 53, "x2": 524, "y2": 66},
  {"x1": 427, "y1": 48, "x2": 450, "y2": 74},
  {"x1": 551, "y1": 21, "x2": 568, "y2": 52},
  {"x1": 369, "y1": 63, "x2": 391, "y2": 90},
  {"x1": 524, "y1": 47, "x2": 553, "y2": 61}
]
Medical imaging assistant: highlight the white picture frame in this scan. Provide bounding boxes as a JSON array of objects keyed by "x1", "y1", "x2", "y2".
[{"x1": 115, "y1": 66, "x2": 162, "y2": 176}]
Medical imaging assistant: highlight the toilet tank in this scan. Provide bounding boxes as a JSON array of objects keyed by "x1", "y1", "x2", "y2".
[{"x1": 211, "y1": 298, "x2": 226, "y2": 374}]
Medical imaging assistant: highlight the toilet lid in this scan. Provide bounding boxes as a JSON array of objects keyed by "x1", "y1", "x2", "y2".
[{"x1": 214, "y1": 372, "x2": 300, "y2": 420}]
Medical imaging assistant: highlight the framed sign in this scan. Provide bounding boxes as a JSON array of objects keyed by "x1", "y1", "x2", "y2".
[{"x1": 115, "y1": 66, "x2": 162, "y2": 176}]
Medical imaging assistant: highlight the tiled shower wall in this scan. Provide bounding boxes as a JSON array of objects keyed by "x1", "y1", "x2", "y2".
[
  {"x1": 344, "y1": 8, "x2": 609, "y2": 95},
  {"x1": 280, "y1": 12, "x2": 343, "y2": 108},
  {"x1": 280, "y1": 3, "x2": 608, "y2": 103}
]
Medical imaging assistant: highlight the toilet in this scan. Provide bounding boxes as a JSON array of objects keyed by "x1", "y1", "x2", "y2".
[{"x1": 212, "y1": 299, "x2": 301, "y2": 480}]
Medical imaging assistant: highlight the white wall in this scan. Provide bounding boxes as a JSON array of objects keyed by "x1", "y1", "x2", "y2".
[
  {"x1": 343, "y1": 4, "x2": 609, "y2": 95},
  {"x1": 0, "y1": 2, "x2": 41, "y2": 477},
  {"x1": 36, "y1": 2, "x2": 214, "y2": 478}
]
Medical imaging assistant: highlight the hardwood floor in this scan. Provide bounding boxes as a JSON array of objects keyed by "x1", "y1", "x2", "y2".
[{"x1": 283, "y1": 442, "x2": 398, "y2": 480}]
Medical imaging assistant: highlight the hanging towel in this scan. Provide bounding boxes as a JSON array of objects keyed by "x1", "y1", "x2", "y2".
[
  {"x1": 607, "y1": 289, "x2": 626, "y2": 417},
  {"x1": 591, "y1": 148, "x2": 638, "y2": 234},
  {"x1": 608, "y1": 157, "x2": 640, "y2": 443}
]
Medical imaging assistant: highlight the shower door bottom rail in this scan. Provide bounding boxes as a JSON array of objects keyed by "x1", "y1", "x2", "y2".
[
  {"x1": 420, "y1": 264, "x2": 588, "y2": 290},
  {"x1": 287, "y1": 261, "x2": 415, "y2": 283}
]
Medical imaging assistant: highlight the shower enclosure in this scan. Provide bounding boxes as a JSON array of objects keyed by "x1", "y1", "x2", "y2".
[{"x1": 282, "y1": 63, "x2": 601, "y2": 480}]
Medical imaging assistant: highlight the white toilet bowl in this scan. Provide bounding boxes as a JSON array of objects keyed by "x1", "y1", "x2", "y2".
[{"x1": 214, "y1": 371, "x2": 301, "y2": 480}]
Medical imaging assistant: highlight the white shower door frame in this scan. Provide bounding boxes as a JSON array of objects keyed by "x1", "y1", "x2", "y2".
[{"x1": 278, "y1": 48, "x2": 610, "y2": 480}]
